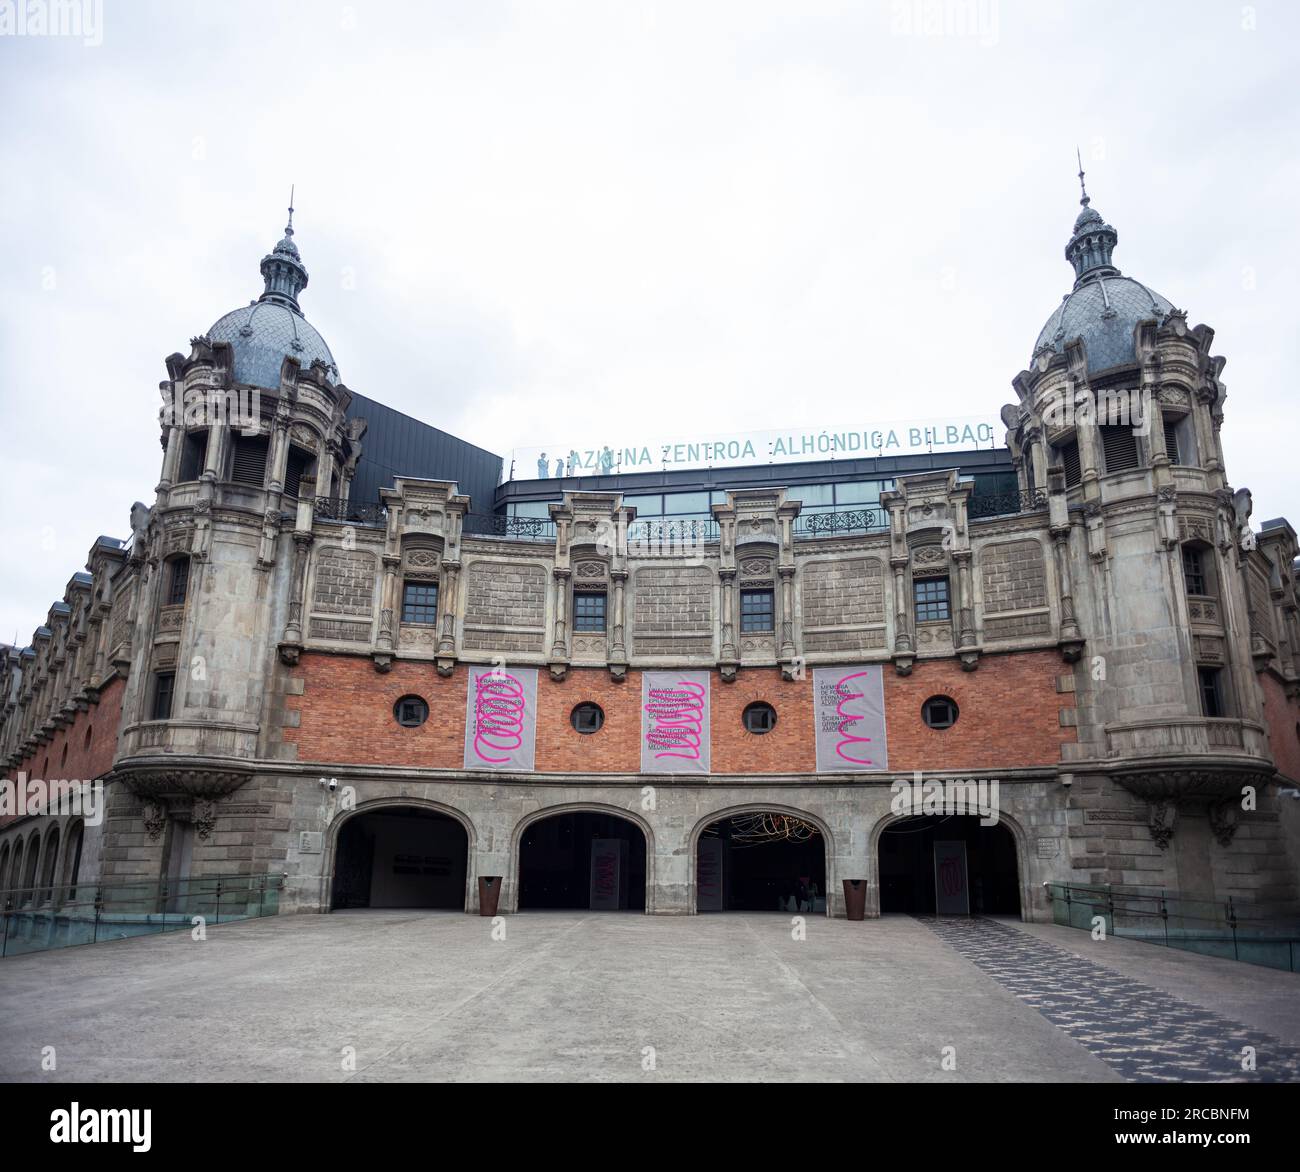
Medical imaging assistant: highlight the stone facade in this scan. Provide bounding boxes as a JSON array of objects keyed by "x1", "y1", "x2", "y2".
[{"x1": 5, "y1": 194, "x2": 1300, "y2": 925}]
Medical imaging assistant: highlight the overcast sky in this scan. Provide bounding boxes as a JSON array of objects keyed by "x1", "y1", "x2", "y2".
[{"x1": 1, "y1": 0, "x2": 1297, "y2": 642}]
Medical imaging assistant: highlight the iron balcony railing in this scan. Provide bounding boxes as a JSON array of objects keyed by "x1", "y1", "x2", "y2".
[
  {"x1": 968, "y1": 488, "x2": 1048, "y2": 520},
  {"x1": 793, "y1": 508, "x2": 889, "y2": 538},
  {"x1": 314, "y1": 496, "x2": 387, "y2": 527},
  {"x1": 1045, "y1": 882, "x2": 1300, "y2": 973},
  {"x1": 1, "y1": 872, "x2": 285, "y2": 959},
  {"x1": 626, "y1": 518, "x2": 720, "y2": 543},
  {"x1": 462, "y1": 513, "x2": 557, "y2": 541}
]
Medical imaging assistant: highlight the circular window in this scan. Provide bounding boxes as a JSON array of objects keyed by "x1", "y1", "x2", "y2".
[
  {"x1": 743, "y1": 701, "x2": 777, "y2": 735},
  {"x1": 394, "y1": 695, "x2": 429, "y2": 728},
  {"x1": 571, "y1": 702, "x2": 605, "y2": 734},
  {"x1": 922, "y1": 695, "x2": 959, "y2": 730}
]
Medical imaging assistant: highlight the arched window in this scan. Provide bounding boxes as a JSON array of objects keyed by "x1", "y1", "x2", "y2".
[
  {"x1": 63, "y1": 820, "x2": 85, "y2": 902},
  {"x1": 165, "y1": 556, "x2": 191, "y2": 607},
  {"x1": 21, "y1": 833, "x2": 41, "y2": 905},
  {"x1": 6, "y1": 841, "x2": 23, "y2": 905},
  {"x1": 40, "y1": 827, "x2": 60, "y2": 905}
]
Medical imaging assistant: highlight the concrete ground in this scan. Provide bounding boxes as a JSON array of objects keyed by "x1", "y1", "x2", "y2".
[{"x1": 1, "y1": 912, "x2": 1298, "y2": 1082}]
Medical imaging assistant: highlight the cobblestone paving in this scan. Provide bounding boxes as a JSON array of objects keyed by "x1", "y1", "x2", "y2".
[{"x1": 922, "y1": 915, "x2": 1300, "y2": 1083}]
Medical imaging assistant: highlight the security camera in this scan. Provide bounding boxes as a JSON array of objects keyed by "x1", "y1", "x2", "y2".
[
  {"x1": 329, "y1": 777, "x2": 338, "y2": 791},
  {"x1": 318, "y1": 777, "x2": 328, "y2": 789}
]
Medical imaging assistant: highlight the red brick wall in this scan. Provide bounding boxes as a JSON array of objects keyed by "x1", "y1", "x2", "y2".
[
  {"x1": 287, "y1": 650, "x2": 1075, "y2": 774},
  {"x1": 1, "y1": 677, "x2": 125, "y2": 828},
  {"x1": 1261, "y1": 673, "x2": 1300, "y2": 785}
]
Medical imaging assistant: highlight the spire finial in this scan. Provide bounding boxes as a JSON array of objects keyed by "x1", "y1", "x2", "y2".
[
  {"x1": 285, "y1": 184, "x2": 295, "y2": 236},
  {"x1": 1076, "y1": 147, "x2": 1089, "y2": 208}
]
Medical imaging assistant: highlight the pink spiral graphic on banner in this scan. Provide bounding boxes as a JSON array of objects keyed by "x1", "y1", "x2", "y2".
[
  {"x1": 473, "y1": 671, "x2": 526, "y2": 764},
  {"x1": 834, "y1": 671, "x2": 875, "y2": 765},
  {"x1": 644, "y1": 681, "x2": 706, "y2": 760}
]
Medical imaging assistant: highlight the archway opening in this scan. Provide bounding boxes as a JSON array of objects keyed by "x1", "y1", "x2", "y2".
[
  {"x1": 518, "y1": 811, "x2": 646, "y2": 911},
  {"x1": 331, "y1": 807, "x2": 468, "y2": 910},
  {"x1": 878, "y1": 815, "x2": 1020, "y2": 915},
  {"x1": 696, "y1": 811, "x2": 826, "y2": 913}
]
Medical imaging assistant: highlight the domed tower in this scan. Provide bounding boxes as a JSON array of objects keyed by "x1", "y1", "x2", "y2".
[
  {"x1": 1002, "y1": 172, "x2": 1287, "y2": 900},
  {"x1": 108, "y1": 201, "x2": 366, "y2": 868}
]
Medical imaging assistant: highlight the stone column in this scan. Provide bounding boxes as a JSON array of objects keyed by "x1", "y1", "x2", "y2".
[
  {"x1": 377, "y1": 554, "x2": 400, "y2": 654},
  {"x1": 436, "y1": 560, "x2": 460, "y2": 675},
  {"x1": 550, "y1": 569, "x2": 571, "y2": 663},
  {"x1": 718, "y1": 568, "x2": 737, "y2": 662},
  {"x1": 609, "y1": 568, "x2": 628, "y2": 666},
  {"x1": 1051, "y1": 524, "x2": 1083, "y2": 658},
  {"x1": 891, "y1": 557, "x2": 912, "y2": 653},
  {"x1": 953, "y1": 550, "x2": 976, "y2": 650},
  {"x1": 157, "y1": 423, "x2": 182, "y2": 499},
  {"x1": 778, "y1": 564, "x2": 797, "y2": 662}
]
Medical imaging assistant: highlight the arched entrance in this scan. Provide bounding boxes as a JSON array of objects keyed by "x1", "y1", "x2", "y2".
[
  {"x1": 331, "y1": 806, "x2": 469, "y2": 910},
  {"x1": 695, "y1": 809, "x2": 828, "y2": 913},
  {"x1": 877, "y1": 815, "x2": 1021, "y2": 915},
  {"x1": 517, "y1": 810, "x2": 647, "y2": 911}
]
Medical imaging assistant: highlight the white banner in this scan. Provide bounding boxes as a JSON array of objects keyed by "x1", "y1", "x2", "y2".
[
  {"x1": 509, "y1": 415, "x2": 1001, "y2": 481},
  {"x1": 813, "y1": 664, "x2": 888, "y2": 772},
  {"x1": 641, "y1": 670, "x2": 711, "y2": 773},
  {"x1": 463, "y1": 666, "x2": 538, "y2": 771}
]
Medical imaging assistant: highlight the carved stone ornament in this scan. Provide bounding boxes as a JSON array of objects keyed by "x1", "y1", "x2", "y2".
[
  {"x1": 1208, "y1": 799, "x2": 1240, "y2": 847},
  {"x1": 117, "y1": 765, "x2": 252, "y2": 802},
  {"x1": 1148, "y1": 799, "x2": 1178, "y2": 850},
  {"x1": 193, "y1": 799, "x2": 218, "y2": 840},
  {"x1": 142, "y1": 801, "x2": 167, "y2": 840}
]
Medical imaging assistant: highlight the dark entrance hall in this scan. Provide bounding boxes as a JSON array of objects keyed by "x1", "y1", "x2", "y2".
[
  {"x1": 518, "y1": 811, "x2": 647, "y2": 911},
  {"x1": 878, "y1": 815, "x2": 1020, "y2": 915}
]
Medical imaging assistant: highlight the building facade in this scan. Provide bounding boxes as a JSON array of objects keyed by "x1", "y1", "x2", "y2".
[{"x1": 4, "y1": 187, "x2": 1300, "y2": 922}]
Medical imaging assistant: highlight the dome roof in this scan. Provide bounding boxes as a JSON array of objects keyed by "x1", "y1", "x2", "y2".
[
  {"x1": 1033, "y1": 170, "x2": 1176, "y2": 373},
  {"x1": 1034, "y1": 275, "x2": 1174, "y2": 373},
  {"x1": 208, "y1": 300, "x2": 339, "y2": 388},
  {"x1": 203, "y1": 196, "x2": 340, "y2": 388}
]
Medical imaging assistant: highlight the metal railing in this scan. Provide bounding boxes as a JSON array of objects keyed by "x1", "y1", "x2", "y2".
[
  {"x1": 1, "y1": 872, "x2": 285, "y2": 959},
  {"x1": 793, "y1": 508, "x2": 888, "y2": 538},
  {"x1": 626, "y1": 518, "x2": 720, "y2": 543},
  {"x1": 1045, "y1": 882, "x2": 1300, "y2": 972},
  {"x1": 314, "y1": 496, "x2": 387, "y2": 527},
  {"x1": 462, "y1": 513, "x2": 557, "y2": 541},
  {"x1": 968, "y1": 488, "x2": 1048, "y2": 520}
]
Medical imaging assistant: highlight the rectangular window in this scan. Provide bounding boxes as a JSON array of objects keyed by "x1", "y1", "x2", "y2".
[
  {"x1": 834, "y1": 479, "x2": 889, "y2": 505},
  {"x1": 913, "y1": 577, "x2": 951, "y2": 623},
  {"x1": 789, "y1": 484, "x2": 835, "y2": 507},
  {"x1": 1163, "y1": 416, "x2": 1181, "y2": 465},
  {"x1": 508, "y1": 500, "x2": 555, "y2": 519},
  {"x1": 178, "y1": 430, "x2": 208, "y2": 482},
  {"x1": 624, "y1": 494, "x2": 663, "y2": 518},
  {"x1": 1059, "y1": 440, "x2": 1082, "y2": 487},
  {"x1": 230, "y1": 435, "x2": 270, "y2": 486},
  {"x1": 284, "y1": 447, "x2": 311, "y2": 498},
  {"x1": 662, "y1": 491, "x2": 711, "y2": 516},
  {"x1": 151, "y1": 672, "x2": 176, "y2": 721},
  {"x1": 1198, "y1": 667, "x2": 1226, "y2": 718},
  {"x1": 166, "y1": 559, "x2": 190, "y2": 607},
  {"x1": 401, "y1": 581, "x2": 439, "y2": 624},
  {"x1": 1182, "y1": 547, "x2": 1207, "y2": 596},
  {"x1": 740, "y1": 588, "x2": 775, "y2": 633},
  {"x1": 574, "y1": 591, "x2": 607, "y2": 632},
  {"x1": 1100, "y1": 424, "x2": 1140, "y2": 474}
]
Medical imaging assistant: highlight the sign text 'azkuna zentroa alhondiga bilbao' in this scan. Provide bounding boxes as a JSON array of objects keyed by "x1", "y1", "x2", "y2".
[{"x1": 512, "y1": 416, "x2": 1001, "y2": 478}]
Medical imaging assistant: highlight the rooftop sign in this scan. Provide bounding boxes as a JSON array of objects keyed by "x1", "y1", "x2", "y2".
[{"x1": 508, "y1": 415, "x2": 1002, "y2": 480}]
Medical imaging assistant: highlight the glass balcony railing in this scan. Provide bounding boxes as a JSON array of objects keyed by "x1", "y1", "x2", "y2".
[
  {"x1": 1045, "y1": 882, "x2": 1300, "y2": 972},
  {"x1": 0, "y1": 872, "x2": 284, "y2": 959}
]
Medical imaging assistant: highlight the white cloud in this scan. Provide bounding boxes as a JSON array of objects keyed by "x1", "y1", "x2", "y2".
[{"x1": 1, "y1": 0, "x2": 1297, "y2": 639}]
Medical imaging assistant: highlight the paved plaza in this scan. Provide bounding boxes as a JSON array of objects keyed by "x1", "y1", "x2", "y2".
[{"x1": 2, "y1": 913, "x2": 1299, "y2": 1082}]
